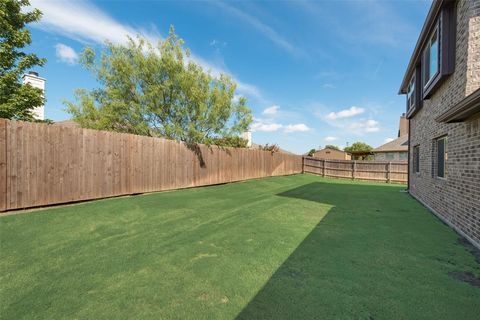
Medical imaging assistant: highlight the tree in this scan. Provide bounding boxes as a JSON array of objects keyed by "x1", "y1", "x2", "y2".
[
  {"x1": 307, "y1": 148, "x2": 316, "y2": 156},
  {"x1": 65, "y1": 27, "x2": 253, "y2": 146},
  {"x1": 211, "y1": 136, "x2": 248, "y2": 148},
  {"x1": 343, "y1": 142, "x2": 373, "y2": 153},
  {"x1": 325, "y1": 144, "x2": 340, "y2": 150},
  {"x1": 258, "y1": 143, "x2": 280, "y2": 154},
  {"x1": 0, "y1": 0, "x2": 46, "y2": 120},
  {"x1": 344, "y1": 141, "x2": 374, "y2": 160}
]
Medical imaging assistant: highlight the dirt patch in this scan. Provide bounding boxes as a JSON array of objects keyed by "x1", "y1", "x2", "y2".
[
  {"x1": 448, "y1": 271, "x2": 480, "y2": 288},
  {"x1": 191, "y1": 253, "x2": 218, "y2": 261},
  {"x1": 197, "y1": 292, "x2": 209, "y2": 301},
  {"x1": 457, "y1": 237, "x2": 480, "y2": 264},
  {"x1": 221, "y1": 296, "x2": 229, "y2": 304}
]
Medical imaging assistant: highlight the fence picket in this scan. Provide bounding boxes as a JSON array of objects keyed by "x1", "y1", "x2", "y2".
[
  {"x1": 303, "y1": 156, "x2": 407, "y2": 184},
  {"x1": 1, "y1": 120, "x2": 302, "y2": 211}
]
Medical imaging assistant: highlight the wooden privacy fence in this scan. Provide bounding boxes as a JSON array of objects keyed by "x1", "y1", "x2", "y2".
[
  {"x1": 0, "y1": 119, "x2": 302, "y2": 211},
  {"x1": 303, "y1": 157, "x2": 407, "y2": 184}
]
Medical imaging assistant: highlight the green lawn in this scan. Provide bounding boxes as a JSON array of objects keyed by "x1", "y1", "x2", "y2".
[{"x1": 1, "y1": 174, "x2": 479, "y2": 319}]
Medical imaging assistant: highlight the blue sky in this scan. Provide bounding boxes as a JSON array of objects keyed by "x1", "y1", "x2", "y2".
[{"x1": 27, "y1": 0, "x2": 431, "y2": 154}]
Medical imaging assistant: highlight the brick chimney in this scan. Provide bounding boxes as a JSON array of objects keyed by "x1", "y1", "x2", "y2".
[
  {"x1": 22, "y1": 71, "x2": 46, "y2": 120},
  {"x1": 398, "y1": 113, "x2": 408, "y2": 137}
]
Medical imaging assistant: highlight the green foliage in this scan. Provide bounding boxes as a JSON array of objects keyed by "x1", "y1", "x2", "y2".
[
  {"x1": 0, "y1": 0, "x2": 46, "y2": 120},
  {"x1": 65, "y1": 26, "x2": 253, "y2": 146},
  {"x1": 307, "y1": 148, "x2": 316, "y2": 156},
  {"x1": 258, "y1": 143, "x2": 280, "y2": 153},
  {"x1": 343, "y1": 141, "x2": 373, "y2": 152},
  {"x1": 344, "y1": 142, "x2": 374, "y2": 160},
  {"x1": 211, "y1": 136, "x2": 248, "y2": 148},
  {"x1": 324, "y1": 144, "x2": 340, "y2": 151}
]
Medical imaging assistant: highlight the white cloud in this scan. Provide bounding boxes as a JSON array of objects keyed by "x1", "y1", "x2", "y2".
[
  {"x1": 214, "y1": 2, "x2": 303, "y2": 57},
  {"x1": 364, "y1": 119, "x2": 380, "y2": 132},
  {"x1": 30, "y1": 0, "x2": 157, "y2": 45},
  {"x1": 283, "y1": 123, "x2": 310, "y2": 133},
  {"x1": 55, "y1": 43, "x2": 78, "y2": 64},
  {"x1": 325, "y1": 136, "x2": 338, "y2": 142},
  {"x1": 251, "y1": 119, "x2": 310, "y2": 133},
  {"x1": 322, "y1": 83, "x2": 336, "y2": 89},
  {"x1": 210, "y1": 39, "x2": 227, "y2": 47},
  {"x1": 344, "y1": 119, "x2": 380, "y2": 134},
  {"x1": 384, "y1": 137, "x2": 395, "y2": 143},
  {"x1": 325, "y1": 106, "x2": 365, "y2": 120},
  {"x1": 262, "y1": 105, "x2": 280, "y2": 116},
  {"x1": 29, "y1": 0, "x2": 264, "y2": 103},
  {"x1": 251, "y1": 121, "x2": 283, "y2": 132}
]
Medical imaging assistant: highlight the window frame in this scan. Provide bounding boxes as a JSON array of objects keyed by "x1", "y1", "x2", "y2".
[
  {"x1": 436, "y1": 136, "x2": 447, "y2": 179},
  {"x1": 386, "y1": 152, "x2": 395, "y2": 160},
  {"x1": 407, "y1": 74, "x2": 416, "y2": 112},
  {"x1": 421, "y1": 3, "x2": 456, "y2": 99},
  {"x1": 406, "y1": 65, "x2": 423, "y2": 117},
  {"x1": 413, "y1": 145, "x2": 420, "y2": 174},
  {"x1": 423, "y1": 21, "x2": 441, "y2": 93}
]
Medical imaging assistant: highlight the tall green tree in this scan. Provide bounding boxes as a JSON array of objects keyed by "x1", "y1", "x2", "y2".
[
  {"x1": 0, "y1": 0, "x2": 46, "y2": 120},
  {"x1": 344, "y1": 141, "x2": 374, "y2": 160},
  {"x1": 344, "y1": 142, "x2": 373, "y2": 153},
  {"x1": 66, "y1": 27, "x2": 253, "y2": 146},
  {"x1": 325, "y1": 144, "x2": 340, "y2": 150}
]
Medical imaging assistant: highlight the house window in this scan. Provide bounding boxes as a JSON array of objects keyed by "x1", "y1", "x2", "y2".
[
  {"x1": 436, "y1": 136, "x2": 447, "y2": 178},
  {"x1": 424, "y1": 24, "x2": 440, "y2": 88},
  {"x1": 386, "y1": 152, "x2": 395, "y2": 160},
  {"x1": 413, "y1": 145, "x2": 420, "y2": 173},
  {"x1": 407, "y1": 75, "x2": 416, "y2": 111},
  {"x1": 399, "y1": 152, "x2": 408, "y2": 160}
]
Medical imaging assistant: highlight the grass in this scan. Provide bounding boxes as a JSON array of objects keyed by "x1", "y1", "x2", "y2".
[{"x1": 1, "y1": 174, "x2": 479, "y2": 319}]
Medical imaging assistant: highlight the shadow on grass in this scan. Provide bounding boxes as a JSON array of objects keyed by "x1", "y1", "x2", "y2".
[{"x1": 235, "y1": 181, "x2": 480, "y2": 320}]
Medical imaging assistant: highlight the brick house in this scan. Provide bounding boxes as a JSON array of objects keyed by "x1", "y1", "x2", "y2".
[
  {"x1": 373, "y1": 114, "x2": 409, "y2": 161},
  {"x1": 399, "y1": 0, "x2": 480, "y2": 248},
  {"x1": 311, "y1": 147, "x2": 351, "y2": 160}
]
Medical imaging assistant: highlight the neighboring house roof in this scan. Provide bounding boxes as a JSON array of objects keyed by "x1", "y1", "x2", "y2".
[
  {"x1": 53, "y1": 120, "x2": 80, "y2": 128},
  {"x1": 373, "y1": 135, "x2": 409, "y2": 153},
  {"x1": 309, "y1": 148, "x2": 350, "y2": 155},
  {"x1": 436, "y1": 88, "x2": 480, "y2": 123},
  {"x1": 398, "y1": 0, "x2": 444, "y2": 94},
  {"x1": 317, "y1": 148, "x2": 348, "y2": 154}
]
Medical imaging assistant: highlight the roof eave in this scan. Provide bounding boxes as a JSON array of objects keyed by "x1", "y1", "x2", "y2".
[{"x1": 436, "y1": 88, "x2": 480, "y2": 122}]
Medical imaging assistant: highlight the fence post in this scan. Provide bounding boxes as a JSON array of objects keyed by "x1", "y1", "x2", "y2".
[
  {"x1": 0, "y1": 119, "x2": 6, "y2": 212},
  {"x1": 352, "y1": 161, "x2": 356, "y2": 180},
  {"x1": 387, "y1": 162, "x2": 391, "y2": 183},
  {"x1": 302, "y1": 156, "x2": 305, "y2": 174},
  {"x1": 322, "y1": 159, "x2": 325, "y2": 177}
]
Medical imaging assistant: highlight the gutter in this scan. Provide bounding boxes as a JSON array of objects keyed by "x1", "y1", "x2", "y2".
[
  {"x1": 436, "y1": 88, "x2": 480, "y2": 122},
  {"x1": 407, "y1": 118, "x2": 411, "y2": 191}
]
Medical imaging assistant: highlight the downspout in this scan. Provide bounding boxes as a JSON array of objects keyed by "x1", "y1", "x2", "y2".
[{"x1": 407, "y1": 119, "x2": 411, "y2": 192}]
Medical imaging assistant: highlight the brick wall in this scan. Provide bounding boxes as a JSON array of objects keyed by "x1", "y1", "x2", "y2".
[{"x1": 409, "y1": 0, "x2": 480, "y2": 247}]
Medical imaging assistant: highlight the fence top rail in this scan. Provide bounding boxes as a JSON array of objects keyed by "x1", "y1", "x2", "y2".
[
  {"x1": 303, "y1": 156, "x2": 407, "y2": 165},
  {"x1": 4, "y1": 119, "x2": 301, "y2": 159}
]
